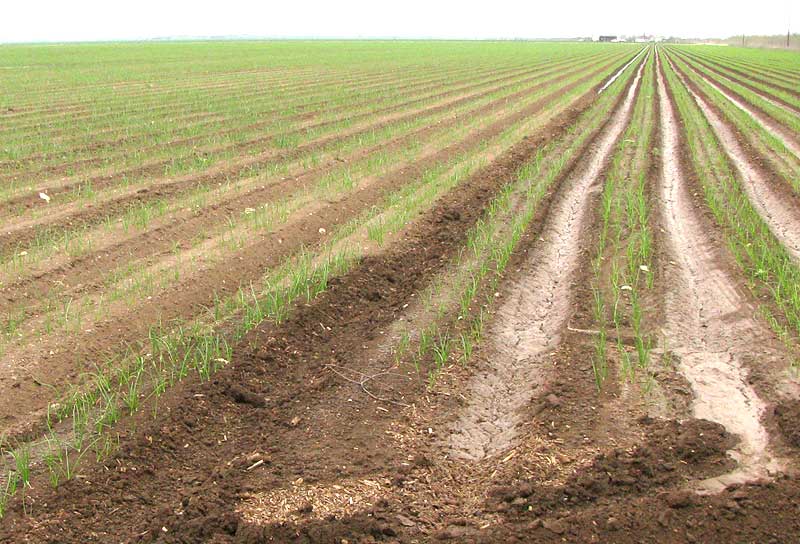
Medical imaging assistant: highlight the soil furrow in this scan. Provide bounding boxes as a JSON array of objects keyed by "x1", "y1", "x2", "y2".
[
  {"x1": 0, "y1": 65, "x2": 518, "y2": 207},
  {"x1": 676, "y1": 56, "x2": 800, "y2": 155},
  {"x1": 673, "y1": 50, "x2": 800, "y2": 116},
  {"x1": 0, "y1": 55, "x2": 627, "y2": 256},
  {"x1": 680, "y1": 50, "x2": 800, "y2": 101},
  {"x1": 0, "y1": 60, "x2": 617, "y2": 436},
  {"x1": 2, "y1": 62, "x2": 516, "y2": 176},
  {"x1": 0, "y1": 69, "x2": 329, "y2": 136},
  {"x1": 448, "y1": 55, "x2": 647, "y2": 461},
  {"x1": 669, "y1": 57, "x2": 800, "y2": 262},
  {"x1": 0, "y1": 63, "x2": 613, "y2": 544},
  {"x1": 657, "y1": 52, "x2": 786, "y2": 493},
  {"x1": 0, "y1": 65, "x2": 390, "y2": 134},
  {"x1": 0, "y1": 56, "x2": 588, "y2": 193},
  {"x1": 0, "y1": 62, "x2": 587, "y2": 320},
  {"x1": 0, "y1": 67, "x2": 462, "y2": 174},
  {"x1": 598, "y1": 46, "x2": 646, "y2": 93},
  {"x1": 1, "y1": 66, "x2": 312, "y2": 119},
  {"x1": 0, "y1": 55, "x2": 623, "y2": 302}
]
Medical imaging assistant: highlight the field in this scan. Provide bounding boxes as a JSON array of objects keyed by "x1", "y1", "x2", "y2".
[{"x1": 0, "y1": 40, "x2": 799, "y2": 542}]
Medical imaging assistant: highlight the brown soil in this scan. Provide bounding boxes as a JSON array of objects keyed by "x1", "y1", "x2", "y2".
[
  {"x1": 714, "y1": 58, "x2": 800, "y2": 86},
  {"x1": 0, "y1": 62, "x2": 512, "y2": 181},
  {"x1": 1, "y1": 54, "x2": 598, "y2": 195},
  {"x1": 0, "y1": 71, "x2": 426, "y2": 176},
  {"x1": 3, "y1": 47, "x2": 799, "y2": 544},
  {"x1": 672, "y1": 51, "x2": 800, "y2": 148},
  {"x1": 0, "y1": 55, "x2": 611, "y2": 323},
  {"x1": 0, "y1": 55, "x2": 621, "y2": 442},
  {"x1": 774, "y1": 401, "x2": 800, "y2": 448},
  {"x1": 669, "y1": 56, "x2": 800, "y2": 261},
  {"x1": 0, "y1": 64, "x2": 521, "y2": 212},
  {"x1": 0, "y1": 60, "x2": 614, "y2": 543},
  {"x1": 1, "y1": 66, "x2": 306, "y2": 121},
  {"x1": 0, "y1": 54, "x2": 616, "y2": 253},
  {"x1": 448, "y1": 54, "x2": 648, "y2": 461},
  {"x1": 0, "y1": 65, "x2": 371, "y2": 137}
]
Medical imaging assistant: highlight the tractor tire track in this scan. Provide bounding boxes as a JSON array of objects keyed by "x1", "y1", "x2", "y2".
[
  {"x1": 669, "y1": 57, "x2": 800, "y2": 262},
  {"x1": 657, "y1": 51, "x2": 787, "y2": 493},
  {"x1": 447, "y1": 53, "x2": 648, "y2": 461}
]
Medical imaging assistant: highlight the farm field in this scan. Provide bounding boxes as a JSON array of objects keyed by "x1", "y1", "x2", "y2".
[{"x1": 0, "y1": 40, "x2": 799, "y2": 542}]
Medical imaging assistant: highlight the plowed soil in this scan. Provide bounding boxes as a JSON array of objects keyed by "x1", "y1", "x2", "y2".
[{"x1": 1, "y1": 42, "x2": 799, "y2": 544}]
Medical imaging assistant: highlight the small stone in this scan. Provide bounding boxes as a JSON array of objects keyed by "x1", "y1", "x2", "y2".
[
  {"x1": 724, "y1": 500, "x2": 741, "y2": 513},
  {"x1": 730, "y1": 489, "x2": 749, "y2": 501},
  {"x1": 396, "y1": 514, "x2": 415, "y2": 527},
  {"x1": 664, "y1": 490, "x2": 695, "y2": 508},
  {"x1": 543, "y1": 519, "x2": 566, "y2": 534},
  {"x1": 545, "y1": 394, "x2": 562, "y2": 407}
]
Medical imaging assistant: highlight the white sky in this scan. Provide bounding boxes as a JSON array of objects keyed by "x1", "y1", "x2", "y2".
[{"x1": 1, "y1": 0, "x2": 796, "y2": 43}]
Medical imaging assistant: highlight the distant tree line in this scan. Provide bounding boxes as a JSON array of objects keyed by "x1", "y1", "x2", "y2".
[
  {"x1": 660, "y1": 34, "x2": 799, "y2": 50},
  {"x1": 723, "y1": 33, "x2": 799, "y2": 49}
]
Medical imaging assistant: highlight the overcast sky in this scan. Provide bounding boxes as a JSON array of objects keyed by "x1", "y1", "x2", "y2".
[{"x1": 1, "y1": 0, "x2": 796, "y2": 43}]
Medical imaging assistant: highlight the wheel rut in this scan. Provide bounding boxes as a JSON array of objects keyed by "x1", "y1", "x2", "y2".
[
  {"x1": 670, "y1": 58, "x2": 800, "y2": 262},
  {"x1": 656, "y1": 53, "x2": 788, "y2": 494},
  {"x1": 447, "y1": 55, "x2": 648, "y2": 461},
  {"x1": 680, "y1": 58, "x2": 800, "y2": 157}
]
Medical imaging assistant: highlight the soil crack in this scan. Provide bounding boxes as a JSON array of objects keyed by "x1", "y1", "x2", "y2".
[
  {"x1": 447, "y1": 56, "x2": 648, "y2": 461},
  {"x1": 657, "y1": 52, "x2": 787, "y2": 493}
]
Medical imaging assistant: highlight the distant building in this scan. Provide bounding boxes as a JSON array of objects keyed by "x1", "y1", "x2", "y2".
[{"x1": 599, "y1": 35, "x2": 616, "y2": 42}]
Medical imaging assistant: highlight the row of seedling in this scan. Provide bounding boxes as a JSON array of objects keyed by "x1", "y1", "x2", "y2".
[
  {"x1": 393, "y1": 51, "x2": 644, "y2": 386},
  {"x1": 668, "y1": 52, "x2": 800, "y2": 194},
  {"x1": 1, "y1": 62, "x2": 478, "y2": 166},
  {"x1": 0, "y1": 49, "x2": 640, "y2": 517},
  {"x1": 662, "y1": 51, "x2": 800, "y2": 365},
  {"x1": 0, "y1": 65, "x2": 577, "y2": 356},
  {"x1": 0, "y1": 128, "x2": 527, "y2": 516},
  {"x1": 0, "y1": 52, "x2": 597, "y2": 273},
  {"x1": 0, "y1": 56, "x2": 586, "y2": 207},
  {"x1": 591, "y1": 51, "x2": 657, "y2": 389}
]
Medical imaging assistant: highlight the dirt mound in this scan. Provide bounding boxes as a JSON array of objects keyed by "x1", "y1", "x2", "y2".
[
  {"x1": 490, "y1": 418, "x2": 735, "y2": 515},
  {"x1": 774, "y1": 401, "x2": 800, "y2": 448}
]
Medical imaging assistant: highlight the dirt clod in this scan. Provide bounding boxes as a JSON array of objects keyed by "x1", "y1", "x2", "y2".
[
  {"x1": 774, "y1": 401, "x2": 800, "y2": 448},
  {"x1": 227, "y1": 384, "x2": 266, "y2": 407}
]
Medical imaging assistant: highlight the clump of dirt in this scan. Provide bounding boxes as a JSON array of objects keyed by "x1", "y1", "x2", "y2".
[
  {"x1": 235, "y1": 513, "x2": 396, "y2": 544},
  {"x1": 774, "y1": 401, "x2": 800, "y2": 448},
  {"x1": 490, "y1": 417, "x2": 736, "y2": 515},
  {"x1": 227, "y1": 383, "x2": 267, "y2": 407}
]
